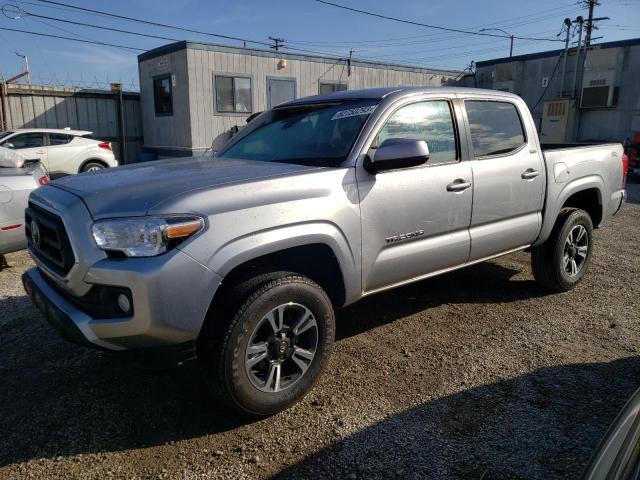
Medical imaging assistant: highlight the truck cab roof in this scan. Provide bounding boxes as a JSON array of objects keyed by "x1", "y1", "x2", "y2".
[{"x1": 278, "y1": 86, "x2": 521, "y2": 107}]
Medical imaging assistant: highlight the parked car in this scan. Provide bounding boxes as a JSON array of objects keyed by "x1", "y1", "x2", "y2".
[
  {"x1": 0, "y1": 128, "x2": 118, "y2": 177},
  {"x1": 0, "y1": 147, "x2": 49, "y2": 262},
  {"x1": 583, "y1": 386, "x2": 640, "y2": 479},
  {"x1": 21, "y1": 87, "x2": 627, "y2": 417}
]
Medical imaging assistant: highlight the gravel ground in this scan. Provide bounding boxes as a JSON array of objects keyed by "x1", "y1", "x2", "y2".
[{"x1": 1, "y1": 183, "x2": 639, "y2": 480}]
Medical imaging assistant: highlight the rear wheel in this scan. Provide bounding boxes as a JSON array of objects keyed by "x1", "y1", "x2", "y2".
[
  {"x1": 200, "y1": 273, "x2": 335, "y2": 417},
  {"x1": 80, "y1": 161, "x2": 106, "y2": 173},
  {"x1": 531, "y1": 208, "x2": 594, "y2": 291}
]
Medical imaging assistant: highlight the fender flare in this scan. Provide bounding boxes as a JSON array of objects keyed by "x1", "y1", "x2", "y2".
[
  {"x1": 534, "y1": 175, "x2": 604, "y2": 246},
  {"x1": 208, "y1": 221, "x2": 361, "y2": 304}
]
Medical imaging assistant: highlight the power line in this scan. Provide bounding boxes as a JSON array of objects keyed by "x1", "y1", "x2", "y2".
[
  {"x1": 0, "y1": 25, "x2": 145, "y2": 50},
  {"x1": 30, "y1": 0, "x2": 273, "y2": 47},
  {"x1": 2, "y1": 4, "x2": 181, "y2": 42},
  {"x1": 313, "y1": 0, "x2": 565, "y2": 42}
]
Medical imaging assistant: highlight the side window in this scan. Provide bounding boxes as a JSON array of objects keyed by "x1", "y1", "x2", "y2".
[
  {"x1": 375, "y1": 100, "x2": 458, "y2": 164},
  {"x1": 153, "y1": 75, "x2": 173, "y2": 116},
  {"x1": 465, "y1": 100, "x2": 526, "y2": 157},
  {"x1": 49, "y1": 134, "x2": 73, "y2": 146},
  {"x1": 6, "y1": 132, "x2": 44, "y2": 149}
]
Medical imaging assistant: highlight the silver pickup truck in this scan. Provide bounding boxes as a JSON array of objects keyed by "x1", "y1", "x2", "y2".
[{"x1": 22, "y1": 87, "x2": 627, "y2": 416}]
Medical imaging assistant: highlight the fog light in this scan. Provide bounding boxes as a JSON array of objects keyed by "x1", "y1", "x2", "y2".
[{"x1": 117, "y1": 294, "x2": 131, "y2": 313}]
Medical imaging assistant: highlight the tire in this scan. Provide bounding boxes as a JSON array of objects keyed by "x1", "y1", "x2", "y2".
[
  {"x1": 531, "y1": 208, "x2": 594, "y2": 292},
  {"x1": 80, "y1": 161, "x2": 106, "y2": 173},
  {"x1": 200, "y1": 273, "x2": 335, "y2": 417}
]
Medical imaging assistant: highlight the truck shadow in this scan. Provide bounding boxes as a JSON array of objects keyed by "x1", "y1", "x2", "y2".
[
  {"x1": 336, "y1": 259, "x2": 549, "y2": 340},
  {"x1": 271, "y1": 355, "x2": 640, "y2": 479},
  {"x1": 0, "y1": 259, "x2": 552, "y2": 467}
]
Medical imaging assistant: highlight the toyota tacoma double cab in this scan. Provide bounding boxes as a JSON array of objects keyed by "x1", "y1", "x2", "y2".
[{"x1": 22, "y1": 87, "x2": 627, "y2": 416}]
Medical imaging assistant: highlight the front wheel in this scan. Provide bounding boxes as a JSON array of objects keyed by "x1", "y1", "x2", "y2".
[
  {"x1": 531, "y1": 208, "x2": 594, "y2": 292},
  {"x1": 201, "y1": 274, "x2": 335, "y2": 417}
]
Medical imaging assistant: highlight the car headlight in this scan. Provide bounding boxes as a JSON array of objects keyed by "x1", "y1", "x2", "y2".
[{"x1": 91, "y1": 215, "x2": 204, "y2": 257}]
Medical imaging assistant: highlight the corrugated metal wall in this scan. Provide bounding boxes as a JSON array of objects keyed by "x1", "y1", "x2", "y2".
[
  {"x1": 1, "y1": 84, "x2": 143, "y2": 163},
  {"x1": 475, "y1": 42, "x2": 640, "y2": 142},
  {"x1": 139, "y1": 43, "x2": 458, "y2": 155}
]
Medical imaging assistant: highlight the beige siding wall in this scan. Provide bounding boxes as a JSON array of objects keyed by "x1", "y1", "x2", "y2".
[
  {"x1": 139, "y1": 45, "x2": 457, "y2": 153},
  {"x1": 139, "y1": 49, "x2": 191, "y2": 149}
]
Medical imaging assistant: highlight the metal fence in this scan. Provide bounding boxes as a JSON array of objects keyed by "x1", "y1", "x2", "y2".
[{"x1": 0, "y1": 83, "x2": 143, "y2": 164}]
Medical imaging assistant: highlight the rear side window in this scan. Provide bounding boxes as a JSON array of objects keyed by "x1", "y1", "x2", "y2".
[
  {"x1": 465, "y1": 101, "x2": 525, "y2": 157},
  {"x1": 49, "y1": 133, "x2": 73, "y2": 145},
  {"x1": 376, "y1": 100, "x2": 458, "y2": 164}
]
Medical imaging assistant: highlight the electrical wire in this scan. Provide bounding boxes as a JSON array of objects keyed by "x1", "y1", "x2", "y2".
[
  {"x1": 313, "y1": 0, "x2": 565, "y2": 42},
  {"x1": 30, "y1": 0, "x2": 273, "y2": 47},
  {"x1": 0, "y1": 25, "x2": 145, "y2": 50}
]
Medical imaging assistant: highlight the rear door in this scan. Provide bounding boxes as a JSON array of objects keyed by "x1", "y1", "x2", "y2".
[
  {"x1": 46, "y1": 133, "x2": 86, "y2": 174},
  {"x1": 357, "y1": 97, "x2": 473, "y2": 293},
  {"x1": 1, "y1": 132, "x2": 47, "y2": 166},
  {"x1": 267, "y1": 77, "x2": 296, "y2": 109},
  {"x1": 461, "y1": 97, "x2": 545, "y2": 261}
]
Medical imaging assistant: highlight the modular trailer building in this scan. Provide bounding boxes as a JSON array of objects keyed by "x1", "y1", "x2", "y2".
[{"x1": 138, "y1": 41, "x2": 460, "y2": 157}]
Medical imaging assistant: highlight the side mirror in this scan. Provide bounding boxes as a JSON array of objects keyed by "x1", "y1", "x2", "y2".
[
  {"x1": 4, "y1": 142, "x2": 14, "y2": 149},
  {"x1": 365, "y1": 138, "x2": 429, "y2": 173}
]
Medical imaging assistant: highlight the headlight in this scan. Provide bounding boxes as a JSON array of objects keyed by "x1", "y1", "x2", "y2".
[{"x1": 91, "y1": 215, "x2": 204, "y2": 257}]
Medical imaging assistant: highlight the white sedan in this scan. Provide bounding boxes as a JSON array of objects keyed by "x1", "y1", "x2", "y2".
[{"x1": 0, "y1": 128, "x2": 118, "y2": 177}]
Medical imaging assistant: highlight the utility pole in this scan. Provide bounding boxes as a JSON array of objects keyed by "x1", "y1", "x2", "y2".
[
  {"x1": 571, "y1": 16, "x2": 584, "y2": 99},
  {"x1": 582, "y1": 0, "x2": 609, "y2": 48},
  {"x1": 14, "y1": 52, "x2": 31, "y2": 85},
  {"x1": 347, "y1": 49, "x2": 353, "y2": 76},
  {"x1": 479, "y1": 28, "x2": 514, "y2": 57},
  {"x1": 584, "y1": 0, "x2": 598, "y2": 47},
  {"x1": 269, "y1": 37, "x2": 285, "y2": 51},
  {"x1": 559, "y1": 18, "x2": 572, "y2": 97}
]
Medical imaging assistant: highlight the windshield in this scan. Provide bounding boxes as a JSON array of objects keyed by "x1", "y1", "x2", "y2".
[
  {"x1": 218, "y1": 100, "x2": 378, "y2": 166},
  {"x1": 0, "y1": 131, "x2": 14, "y2": 142}
]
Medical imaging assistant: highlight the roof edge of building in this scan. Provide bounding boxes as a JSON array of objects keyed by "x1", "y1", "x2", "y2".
[
  {"x1": 476, "y1": 36, "x2": 640, "y2": 67},
  {"x1": 138, "y1": 40, "x2": 461, "y2": 76}
]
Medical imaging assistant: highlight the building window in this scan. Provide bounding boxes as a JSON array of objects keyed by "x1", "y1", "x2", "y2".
[
  {"x1": 319, "y1": 81, "x2": 347, "y2": 95},
  {"x1": 153, "y1": 75, "x2": 173, "y2": 116},
  {"x1": 214, "y1": 75, "x2": 252, "y2": 114},
  {"x1": 464, "y1": 100, "x2": 526, "y2": 158}
]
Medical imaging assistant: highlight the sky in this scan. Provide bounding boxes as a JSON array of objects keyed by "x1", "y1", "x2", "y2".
[{"x1": 0, "y1": 0, "x2": 638, "y2": 90}]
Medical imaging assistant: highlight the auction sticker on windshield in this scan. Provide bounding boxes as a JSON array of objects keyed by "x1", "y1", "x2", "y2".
[{"x1": 331, "y1": 105, "x2": 377, "y2": 120}]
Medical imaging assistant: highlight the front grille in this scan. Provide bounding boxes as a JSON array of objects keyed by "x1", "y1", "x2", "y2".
[{"x1": 25, "y1": 203, "x2": 75, "y2": 276}]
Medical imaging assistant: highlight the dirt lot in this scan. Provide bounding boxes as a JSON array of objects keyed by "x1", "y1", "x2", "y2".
[{"x1": 1, "y1": 183, "x2": 639, "y2": 480}]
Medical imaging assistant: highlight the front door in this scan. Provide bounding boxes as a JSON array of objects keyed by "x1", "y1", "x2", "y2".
[
  {"x1": 462, "y1": 98, "x2": 545, "y2": 261},
  {"x1": 267, "y1": 77, "x2": 296, "y2": 109},
  {"x1": 0, "y1": 132, "x2": 47, "y2": 166},
  {"x1": 357, "y1": 99, "x2": 473, "y2": 293}
]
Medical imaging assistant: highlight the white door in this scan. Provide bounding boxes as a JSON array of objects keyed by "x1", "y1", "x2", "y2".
[
  {"x1": 46, "y1": 133, "x2": 85, "y2": 174},
  {"x1": 267, "y1": 78, "x2": 296, "y2": 109},
  {"x1": 1, "y1": 132, "x2": 47, "y2": 166}
]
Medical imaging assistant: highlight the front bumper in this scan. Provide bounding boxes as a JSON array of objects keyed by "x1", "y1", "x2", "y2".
[{"x1": 23, "y1": 248, "x2": 221, "y2": 351}]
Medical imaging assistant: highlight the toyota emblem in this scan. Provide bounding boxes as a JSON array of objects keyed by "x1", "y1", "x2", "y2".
[{"x1": 30, "y1": 219, "x2": 41, "y2": 248}]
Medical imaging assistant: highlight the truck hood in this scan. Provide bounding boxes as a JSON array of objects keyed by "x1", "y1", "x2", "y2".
[{"x1": 51, "y1": 156, "x2": 319, "y2": 219}]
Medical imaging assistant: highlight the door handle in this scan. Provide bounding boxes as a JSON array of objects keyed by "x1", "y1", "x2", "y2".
[
  {"x1": 35, "y1": 150, "x2": 46, "y2": 155},
  {"x1": 521, "y1": 168, "x2": 540, "y2": 180},
  {"x1": 446, "y1": 179, "x2": 472, "y2": 192}
]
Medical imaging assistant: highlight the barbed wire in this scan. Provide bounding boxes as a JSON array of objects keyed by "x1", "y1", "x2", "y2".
[{"x1": 6, "y1": 73, "x2": 140, "y2": 92}]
